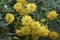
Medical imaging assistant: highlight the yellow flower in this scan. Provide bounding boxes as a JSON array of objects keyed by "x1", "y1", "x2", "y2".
[
  {"x1": 31, "y1": 21, "x2": 41, "y2": 30},
  {"x1": 16, "y1": 26, "x2": 31, "y2": 36},
  {"x1": 49, "y1": 31, "x2": 59, "y2": 40},
  {"x1": 31, "y1": 21, "x2": 41, "y2": 35},
  {"x1": 18, "y1": 8, "x2": 28, "y2": 15},
  {"x1": 46, "y1": 11, "x2": 58, "y2": 20},
  {"x1": 5, "y1": 13, "x2": 14, "y2": 24},
  {"x1": 40, "y1": 18, "x2": 46, "y2": 23},
  {"x1": 26, "y1": 3, "x2": 37, "y2": 13},
  {"x1": 20, "y1": 26, "x2": 31, "y2": 35},
  {"x1": 14, "y1": 2, "x2": 27, "y2": 15},
  {"x1": 14, "y1": 2, "x2": 22, "y2": 11},
  {"x1": 31, "y1": 21, "x2": 41, "y2": 40},
  {"x1": 21, "y1": 15, "x2": 33, "y2": 25},
  {"x1": 39, "y1": 25, "x2": 50, "y2": 37}
]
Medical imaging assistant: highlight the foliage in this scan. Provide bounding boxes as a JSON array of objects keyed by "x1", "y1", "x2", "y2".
[{"x1": 0, "y1": 0, "x2": 60, "y2": 40}]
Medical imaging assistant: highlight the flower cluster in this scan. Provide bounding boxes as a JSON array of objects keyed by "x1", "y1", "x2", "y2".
[
  {"x1": 13, "y1": 0, "x2": 37, "y2": 15},
  {"x1": 4, "y1": 0, "x2": 59, "y2": 40},
  {"x1": 13, "y1": 2, "x2": 27, "y2": 15},
  {"x1": 5, "y1": 12, "x2": 59, "y2": 40},
  {"x1": 15, "y1": 15, "x2": 59, "y2": 40}
]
